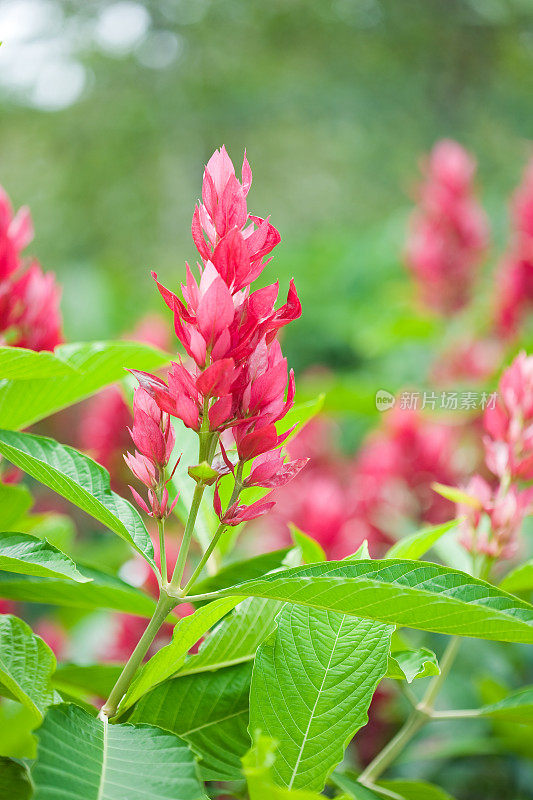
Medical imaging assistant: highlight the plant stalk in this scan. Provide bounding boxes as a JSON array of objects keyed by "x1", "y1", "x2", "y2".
[
  {"x1": 99, "y1": 592, "x2": 176, "y2": 719},
  {"x1": 359, "y1": 637, "x2": 460, "y2": 785},
  {"x1": 170, "y1": 480, "x2": 206, "y2": 590},
  {"x1": 181, "y1": 523, "x2": 228, "y2": 595},
  {"x1": 157, "y1": 517, "x2": 166, "y2": 583}
]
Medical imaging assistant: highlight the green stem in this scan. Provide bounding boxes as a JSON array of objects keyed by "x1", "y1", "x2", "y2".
[
  {"x1": 170, "y1": 481, "x2": 206, "y2": 590},
  {"x1": 359, "y1": 637, "x2": 460, "y2": 785},
  {"x1": 181, "y1": 461, "x2": 243, "y2": 595},
  {"x1": 358, "y1": 710, "x2": 427, "y2": 786},
  {"x1": 419, "y1": 636, "x2": 460, "y2": 709},
  {"x1": 99, "y1": 593, "x2": 175, "y2": 719},
  {"x1": 157, "y1": 517, "x2": 167, "y2": 583},
  {"x1": 181, "y1": 523, "x2": 228, "y2": 595},
  {"x1": 431, "y1": 708, "x2": 480, "y2": 719}
]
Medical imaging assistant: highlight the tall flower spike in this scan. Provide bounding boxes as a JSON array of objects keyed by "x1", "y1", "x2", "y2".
[
  {"x1": 405, "y1": 140, "x2": 488, "y2": 315},
  {"x1": 131, "y1": 147, "x2": 301, "y2": 525},
  {"x1": 495, "y1": 159, "x2": 533, "y2": 338}
]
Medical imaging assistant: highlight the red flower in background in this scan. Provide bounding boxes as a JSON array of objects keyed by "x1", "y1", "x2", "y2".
[
  {"x1": 0, "y1": 185, "x2": 63, "y2": 351},
  {"x1": 77, "y1": 314, "x2": 172, "y2": 486},
  {"x1": 406, "y1": 139, "x2": 488, "y2": 314},
  {"x1": 254, "y1": 408, "x2": 460, "y2": 560},
  {"x1": 495, "y1": 159, "x2": 533, "y2": 338}
]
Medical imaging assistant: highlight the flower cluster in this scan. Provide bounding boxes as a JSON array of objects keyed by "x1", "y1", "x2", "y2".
[
  {"x1": 0, "y1": 185, "x2": 63, "y2": 351},
  {"x1": 458, "y1": 352, "x2": 533, "y2": 560},
  {"x1": 495, "y1": 160, "x2": 533, "y2": 338},
  {"x1": 405, "y1": 140, "x2": 488, "y2": 314},
  {"x1": 128, "y1": 147, "x2": 306, "y2": 524},
  {"x1": 124, "y1": 387, "x2": 179, "y2": 520}
]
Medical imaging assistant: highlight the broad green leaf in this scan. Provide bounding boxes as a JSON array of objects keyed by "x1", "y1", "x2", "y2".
[
  {"x1": 177, "y1": 597, "x2": 283, "y2": 677},
  {"x1": 0, "y1": 757, "x2": 33, "y2": 800},
  {"x1": 386, "y1": 648, "x2": 440, "y2": 682},
  {"x1": 0, "y1": 340, "x2": 170, "y2": 430},
  {"x1": 500, "y1": 560, "x2": 533, "y2": 594},
  {"x1": 129, "y1": 662, "x2": 252, "y2": 781},
  {"x1": 52, "y1": 664, "x2": 122, "y2": 699},
  {"x1": 32, "y1": 703, "x2": 207, "y2": 800},
  {"x1": 0, "y1": 532, "x2": 90, "y2": 582},
  {"x1": 431, "y1": 482, "x2": 480, "y2": 508},
  {"x1": 379, "y1": 780, "x2": 455, "y2": 800},
  {"x1": 243, "y1": 737, "x2": 338, "y2": 800},
  {"x1": 249, "y1": 604, "x2": 393, "y2": 791},
  {"x1": 215, "y1": 559, "x2": 533, "y2": 643},
  {"x1": 0, "y1": 566, "x2": 157, "y2": 616},
  {"x1": 0, "y1": 429, "x2": 156, "y2": 570},
  {"x1": 290, "y1": 525, "x2": 326, "y2": 564},
  {"x1": 0, "y1": 346, "x2": 76, "y2": 379},
  {"x1": 386, "y1": 520, "x2": 459, "y2": 560},
  {"x1": 0, "y1": 483, "x2": 33, "y2": 529},
  {"x1": 119, "y1": 597, "x2": 239, "y2": 712},
  {"x1": 0, "y1": 615, "x2": 56, "y2": 722},
  {"x1": 190, "y1": 549, "x2": 291, "y2": 597}
]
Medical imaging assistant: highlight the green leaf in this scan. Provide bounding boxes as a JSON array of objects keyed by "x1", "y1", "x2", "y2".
[
  {"x1": 0, "y1": 566, "x2": 157, "y2": 616},
  {"x1": 32, "y1": 703, "x2": 207, "y2": 800},
  {"x1": 431, "y1": 482, "x2": 480, "y2": 508},
  {"x1": 215, "y1": 559, "x2": 533, "y2": 643},
  {"x1": 290, "y1": 525, "x2": 326, "y2": 564},
  {"x1": 52, "y1": 664, "x2": 122, "y2": 699},
  {"x1": 0, "y1": 532, "x2": 90, "y2": 582},
  {"x1": 379, "y1": 779, "x2": 455, "y2": 800},
  {"x1": 0, "y1": 615, "x2": 56, "y2": 722},
  {"x1": 0, "y1": 483, "x2": 33, "y2": 529},
  {"x1": 129, "y1": 662, "x2": 252, "y2": 781},
  {"x1": 243, "y1": 736, "x2": 337, "y2": 800},
  {"x1": 0, "y1": 429, "x2": 156, "y2": 570},
  {"x1": 500, "y1": 560, "x2": 533, "y2": 594},
  {"x1": 249, "y1": 604, "x2": 393, "y2": 791},
  {"x1": 0, "y1": 757, "x2": 33, "y2": 800},
  {"x1": 386, "y1": 520, "x2": 459, "y2": 560},
  {"x1": 0, "y1": 346, "x2": 76, "y2": 380},
  {"x1": 0, "y1": 340, "x2": 170, "y2": 430},
  {"x1": 386, "y1": 648, "x2": 440, "y2": 682},
  {"x1": 119, "y1": 597, "x2": 240, "y2": 712},
  {"x1": 177, "y1": 597, "x2": 283, "y2": 677}
]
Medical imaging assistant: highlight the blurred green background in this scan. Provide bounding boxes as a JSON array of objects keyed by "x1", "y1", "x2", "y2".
[{"x1": 1, "y1": 0, "x2": 533, "y2": 381}]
